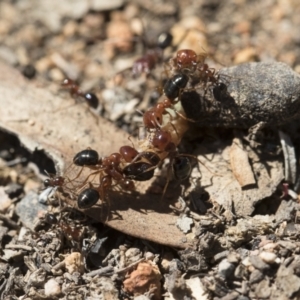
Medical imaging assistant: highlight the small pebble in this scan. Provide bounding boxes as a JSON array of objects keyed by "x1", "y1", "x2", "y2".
[
  {"x1": 249, "y1": 269, "x2": 264, "y2": 284},
  {"x1": 262, "y1": 242, "x2": 278, "y2": 251},
  {"x1": 0, "y1": 187, "x2": 12, "y2": 212},
  {"x1": 160, "y1": 252, "x2": 173, "y2": 272},
  {"x1": 249, "y1": 255, "x2": 270, "y2": 271},
  {"x1": 44, "y1": 278, "x2": 61, "y2": 296},
  {"x1": 259, "y1": 251, "x2": 277, "y2": 264},
  {"x1": 5, "y1": 183, "x2": 23, "y2": 199},
  {"x1": 242, "y1": 257, "x2": 251, "y2": 267},
  {"x1": 233, "y1": 47, "x2": 259, "y2": 64},
  {"x1": 218, "y1": 259, "x2": 235, "y2": 279},
  {"x1": 65, "y1": 252, "x2": 85, "y2": 274}
]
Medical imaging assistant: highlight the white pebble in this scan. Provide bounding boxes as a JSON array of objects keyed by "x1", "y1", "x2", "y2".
[
  {"x1": 242, "y1": 257, "x2": 251, "y2": 267},
  {"x1": 259, "y1": 251, "x2": 277, "y2": 264},
  {"x1": 44, "y1": 278, "x2": 61, "y2": 296}
]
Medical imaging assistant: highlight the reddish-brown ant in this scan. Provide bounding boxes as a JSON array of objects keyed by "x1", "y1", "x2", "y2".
[
  {"x1": 130, "y1": 32, "x2": 173, "y2": 77},
  {"x1": 167, "y1": 49, "x2": 221, "y2": 92},
  {"x1": 63, "y1": 145, "x2": 159, "y2": 209},
  {"x1": 49, "y1": 47, "x2": 222, "y2": 212},
  {"x1": 113, "y1": 31, "x2": 173, "y2": 86},
  {"x1": 61, "y1": 78, "x2": 99, "y2": 109}
]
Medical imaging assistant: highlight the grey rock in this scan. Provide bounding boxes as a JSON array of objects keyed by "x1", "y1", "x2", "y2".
[
  {"x1": 249, "y1": 255, "x2": 270, "y2": 271},
  {"x1": 218, "y1": 259, "x2": 235, "y2": 279},
  {"x1": 182, "y1": 62, "x2": 300, "y2": 128},
  {"x1": 249, "y1": 269, "x2": 264, "y2": 284},
  {"x1": 15, "y1": 191, "x2": 47, "y2": 231}
]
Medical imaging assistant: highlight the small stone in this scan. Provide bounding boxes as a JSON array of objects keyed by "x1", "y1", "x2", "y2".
[
  {"x1": 0, "y1": 46, "x2": 18, "y2": 65},
  {"x1": 171, "y1": 24, "x2": 208, "y2": 55},
  {"x1": 176, "y1": 215, "x2": 193, "y2": 233},
  {"x1": 2, "y1": 249, "x2": 23, "y2": 261},
  {"x1": 249, "y1": 269, "x2": 264, "y2": 284},
  {"x1": 65, "y1": 252, "x2": 84, "y2": 274},
  {"x1": 227, "y1": 252, "x2": 240, "y2": 264},
  {"x1": 255, "y1": 279, "x2": 271, "y2": 299},
  {"x1": 218, "y1": 259, "x2": 235, "y2": 279},
  {"x1": 242, "y1": 257, "x2": 251, "y2": 267},
  {"x1": 276, "y1": 268, "x2": 300, "y2": 298},
  {"x1": 234, "y1": 264, "x2": 247, "y2": 279},
  {"x1": 27, "y1": 269, "x2": 46, "y2": 287},
  {"x1": 62, "y1": 20, "x2": 78, "y2": 37},
  {"x1": 105, "y1": 12, "x2": 133, "y2": 58},
  {"x1": 15, "y1": 191, "x2": 47, "y2": 231},
  {"x1": 161, "y1": 252, "x2": 173, "y2": 273},
  {"x1": 23, "y1": 179, "x2": 40, "y2": 194},
  {"x1": 123, "y1": 261, "x2": 162, "y2": 300},
  {"x1": 259, "y1": 251, "x2": 277, "y2": 264},
  {"x1": 125, "y1": 248, "x2": 142, "y2": 263},
  {"x1": 91, "y1": 0, "x2": 124, "y2": 11},
  {"x1": 262, "y1": 242, "x2": 278, "y2": 251},
  {"x1": 0, "y1": 187, "x2": 12, "y2": 212},
  {"x1": 5, "y1": 183, "x2": 23, "y2": 199},
  {"x1": 185, "y1": 277, "x2": 206, "y2": 300},
  {"x1": 233, "y1": 47, "x2": 258, "y2": 64},
  {"x1": 44, "y1": 278, "x2": 61, "y2": 296},
  {"x1": 249, "y1": 255, "x2": 270, "y2": 271},
  {"x1": 278, "y1": 240, "x2": 297, "y2": 251}
]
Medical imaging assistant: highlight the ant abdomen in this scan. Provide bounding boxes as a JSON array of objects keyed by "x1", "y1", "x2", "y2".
[
  {"x1": 123, "y1": 162, "x2": 155, "y2": 181},
  {"x1": 132, "y1": 52, "x2": 158, "y2": 76},
  {"x1": 61, "y1": 78, "x2": 99, "y2": 109},
  {"x1": 45, "y1": 213, "x2": 58, "y2": 225},
  {"x1": 77, "y1": 188, "x2": 100, "y2": 209},
  {"x1": 157, "y1": 32, "x2": 173, "y2": 50},
  {"x1": 152, "y1": 129, "x2": 175, "y2": 152},
  {"x1": 84, "y1": 93, "x2": 99, "y2": 109},
  {"x1": 73, "y1": 149, "x2": 99, "y2": 166},
  {"x1": 164, "y1": 73, "x2": 189, "y2": 100},
  {"x1": 119, "y1": 178, "x2": 135, "y2": 190}
]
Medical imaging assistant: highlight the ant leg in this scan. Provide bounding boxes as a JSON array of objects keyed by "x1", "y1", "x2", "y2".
[
  {"x1": 160, "y1": 157, "x2": 175, "y2": 200},
  {"x1": 174, "y1": 110, "x2": 198, "y2": 123}
]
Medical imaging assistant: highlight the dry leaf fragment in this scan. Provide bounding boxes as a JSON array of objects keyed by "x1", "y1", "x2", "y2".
[{"x1": 230, "y1": 137, "x2": 256, "y2": 187}]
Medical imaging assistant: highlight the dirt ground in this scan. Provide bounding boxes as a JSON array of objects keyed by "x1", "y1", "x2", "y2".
[{"x1": 1, "y1": 0, "x2": 300, "y2": 299}]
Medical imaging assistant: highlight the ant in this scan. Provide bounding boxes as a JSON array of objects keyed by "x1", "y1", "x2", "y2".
[
  {"x1": 167, "y1": 49, "x2": 223, "y2": 92},
  {"x1": 68, "y1": 146, "x2": 160, "y2": 209},
  {"x1": 170, "y1": 49, "x2": 207, "y2": 73},
  {"x1": 69, "y1": 146, "x2": 167, "y2": 209},
  {"x1": 51, "y1": 48, "x2": 222, "y2": 211},
  {"x1": 131, "y1": 31, "x2": 173, "y2": 77},
  {"x1": 44, "y1": 211, "x2": 86, "y2": 244},
  {"x1": 61, "y1": 78, "x2": 99, "y2": 109},
  {"x1": 143, "y1": 73, "x2": 189, "y2": 129}
]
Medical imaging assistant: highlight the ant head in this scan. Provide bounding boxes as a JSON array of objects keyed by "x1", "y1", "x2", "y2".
[{"x1": 44, "y1": 178, "x2": 51, "y2": 187}]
